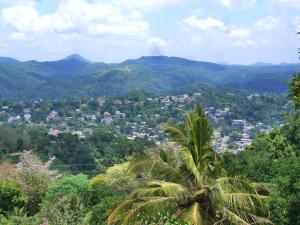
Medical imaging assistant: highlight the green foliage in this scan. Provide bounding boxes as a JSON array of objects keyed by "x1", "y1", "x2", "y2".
[
  {"x1": 39, "y1": 195, "x2": 87, "y2": 225},
  {"x1": 0, "y1": 208, "x2": 40, "y2": 225},
  {"x1": 85, "y1": 196, "x2": 123, "y2": 225},
  {"x1": 138, "y1": 212, "x2": 188, "y2": 225},
  {"x1": 289, "y1": 73, "x2": 300, "y2": 108},
  {"x1": 246, "y1": 128, "x2": 296, "y2": 159},
  {"x1": 223, "y1": 116, "x2": 300, "y2": 225},
  {"x1": 108, "y1": 106, "x2": 271, "y2": 225},
  {"x1": 0, "y1": 182, "x2": 27, "y2": 213},
  {"x1": 45, "y1": 174, "x2": 89, "y2": 202},
  {"x1": 91, "y1": 162, "x2": 140, "y2": 194},
  {"x1": 0, "y1": 56, "x2": 299, "y2": 100}
]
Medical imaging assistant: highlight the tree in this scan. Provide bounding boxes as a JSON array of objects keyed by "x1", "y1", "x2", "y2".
[
  {"x1": 108, "y1": 106, "x2": 272, "y2": 225},
  {"x1": 15, "y1": 150, "x2": 60, "y2": 214},
  {"x1": 44, "y1": 174, "x2": 89, "y2": 202},
  {"x1": 289, "y1": 74, "x2": 300, "y2": 108}
]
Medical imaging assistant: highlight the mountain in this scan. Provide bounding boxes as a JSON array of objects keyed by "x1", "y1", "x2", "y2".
[
  {"x1": 63, "y1": 54, "x2": 90, "y2": 63},
  {"x1": 0, "y1": 57, "x2": 18, "y2": 63},
  {"x1": 0, "y1": 55, "x2": 298, "y2": 100},
  {"x1": 42, "y1": 55, "x2": 90, "y2": 75}
]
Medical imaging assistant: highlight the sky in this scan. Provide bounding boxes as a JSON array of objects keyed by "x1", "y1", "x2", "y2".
[{"x1": 0, "y1": 0, "x2": 299, "y2": 64}]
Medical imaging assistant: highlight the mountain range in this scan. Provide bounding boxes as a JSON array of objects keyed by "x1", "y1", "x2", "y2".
[{"x1": 0, "y1": 54, "x2": 299, "y2": 100}]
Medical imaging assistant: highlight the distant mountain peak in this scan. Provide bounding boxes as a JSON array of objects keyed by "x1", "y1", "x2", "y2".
[{"x1": 63, "y1": 54, "x2": 90, "y2": 63}]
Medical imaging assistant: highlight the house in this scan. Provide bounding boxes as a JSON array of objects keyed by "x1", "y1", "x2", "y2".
[
  {"x1": 24, "y1": 113, "x2": 31, "y2": 121},
  {"x1": 8, "y1": 116, "x2": 21, "y2": 123},
  {"x1": 115, "y1": 111, "x2": 125, "y2": 118},
  {"x1": 47, "y1": 111, "x2": 59, "y2": 120},
  {"x1": 23, "y1": 108, "x2": 31, "y2": 114},
  {"x1": 232, "y1": 120, "x2": 247, "y2": 130},
  {"x1": 102, "y1": 112, "x2": 113, "y2": 125},
  {"x1": 113, "y1": 100, "x2": 123, "y2": 105},
  {"x1": 98, "y1": 97, "x2": 106, "y2": 107},
  {"x1": 48, "y1": 128, "x2": 61, "y2": 136}
]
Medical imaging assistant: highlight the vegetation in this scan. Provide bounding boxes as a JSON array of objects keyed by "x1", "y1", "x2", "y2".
[
  {"x1": 0, "y1": 56, "x2": 299, "y2": 100},
  {"x1": 222, "y1": 73, "x2": 300, "y2": 225},
  {"x1": 108, "y1": 106, "x2": 271, "y2": 225},
  {"x1": 289, "y1": 73, "x2": 300, "y2": 108},
  {"x1": 0, "y1": 64, "x2": 299, "y2": 224}
]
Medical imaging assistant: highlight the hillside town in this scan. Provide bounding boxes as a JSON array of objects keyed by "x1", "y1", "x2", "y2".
[{"x1": 0, "y1": 92, "x2": 284, "y2": 152}]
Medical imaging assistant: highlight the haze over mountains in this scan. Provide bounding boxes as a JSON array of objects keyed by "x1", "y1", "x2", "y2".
[{"x1": 0, "y1": 54, "x2": 299, "y2": 100}]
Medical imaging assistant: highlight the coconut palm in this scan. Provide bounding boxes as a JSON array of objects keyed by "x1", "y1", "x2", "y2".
[{"x1": 108, "y1": 105, "x2": 272, "y2": 225}]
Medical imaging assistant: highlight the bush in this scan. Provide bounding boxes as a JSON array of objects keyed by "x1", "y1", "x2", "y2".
[
  {"x1": 0, "y1": 182, "x2": 28, "y2": 213},
  {"x1": 44, "y1": 174, "x2": 89, "y2": 202}
]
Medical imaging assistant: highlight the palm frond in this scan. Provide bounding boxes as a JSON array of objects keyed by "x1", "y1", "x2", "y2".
[
  {"x1": 129, "y1": 155, "x2": 187, "y2": 184},
  {"x1": 223, "y1": 192, "x2": 268, "y2": 211},
  {"x1": 121, "y1": 197, "x2": 178, "y2": 225},
  {"x1": 222, "y1": 207, "x2": 273, "y2": 225},
  {"x1": 181, "y1": 148, "x2": 202, "y2": 186},
  {"x1": 108, "y1": 200, "x2": 136, "y2": 225},
  {"x1": 163, "y1": 123, "x2": 189, "y2": 148},
  {"x1": 216, "y1": 177, "x2": 259, "y2": 194},
  {"x1": 181, "y1": 202, "x2": 208, "y2": 225},
  {"x1": 131, "y1": 181, "x2": 189, "y2": 201}
]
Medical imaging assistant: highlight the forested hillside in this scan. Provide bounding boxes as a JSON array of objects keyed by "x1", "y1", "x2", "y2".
[{"x1": 0, "y1": 55, "x2": 299, "y2": 100}]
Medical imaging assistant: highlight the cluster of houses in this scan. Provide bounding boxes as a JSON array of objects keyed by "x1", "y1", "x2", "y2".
[{"x1": 0, "y1": 93, "x2": 278, "y2": 152}]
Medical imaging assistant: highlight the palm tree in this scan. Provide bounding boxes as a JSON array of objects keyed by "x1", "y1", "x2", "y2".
[{"x1": 108, "y1": 106, "x2": 272, "y2": 225}]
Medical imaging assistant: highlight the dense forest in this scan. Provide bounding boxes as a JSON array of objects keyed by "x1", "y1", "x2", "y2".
[{"x1": 0, "y1": 55, "x2": 299, "y2": 100}]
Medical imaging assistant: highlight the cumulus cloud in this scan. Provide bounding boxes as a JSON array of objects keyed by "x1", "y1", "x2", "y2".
[
  {"x1": 0, "y1": 0, "x2": 168, "y2": 61},
  {"x1": 183, "y1": 16, "x2": 226, "y2": 30},
  {"x1": 2, "y1": 0, "x2": 151, "y2": 36},
  {"x1": 182, "y1": 16, "x2": 256, "y2": 46}
]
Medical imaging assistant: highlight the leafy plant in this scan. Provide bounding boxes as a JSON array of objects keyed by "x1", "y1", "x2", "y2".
[{"x1": 0, "y1": 182, "x2": 27, "y2": 213}]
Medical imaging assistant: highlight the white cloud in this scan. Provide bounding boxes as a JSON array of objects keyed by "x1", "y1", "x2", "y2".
[
  {"x1": 2, "y1": 6, "x2": 73, "y2": 33},
  {"x1": 0, "y1": 0, "x2": 168, "y2": 61},
  {"x1": 255, "y1": 16, "x2": 281, "y2": 30},
  {"x1": 229, "y1": 28, "x2": 251, "y2": 38},
  {"x1": 210, "y1": 0, "x2": 256, "y2": 8},
  {"x1": 183, "y1": 16, "x2": 226, "y2": 30},
  {"x1": 10, "y1": 32, "x2": 26, "y2": 40},
  {"x1": 271, "y1": 0, "x2": 300, "y2": 9},
  {"x1": 110, "y1": 0, "x2": 187, "y2": 10},
  {"x1": 182, "y1": 16, "x2": 256, "y2": 46},
  {"x1": 1, "y1": 0, "x2": 151, "y2": 36}
]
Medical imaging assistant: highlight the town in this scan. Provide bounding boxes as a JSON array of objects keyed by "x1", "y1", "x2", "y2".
[{"x1": 0, "y1": 91, "x2": 286, "y2": 153}]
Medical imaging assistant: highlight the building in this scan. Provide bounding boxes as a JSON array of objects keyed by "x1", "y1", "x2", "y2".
[
  {"x1": 113, "y1": 100, "x2": 123, "y2": 105},
  {"x1": 232, "y1": 120, "x2": 247, "y2": 130},
  {"x1": 98, "y1": 97, "x2": 106, "y2": 107},
  {"x1": 102, "y1": 112, "x2": 113, "y2": 125},
  {"x1": 24, "y1": 113, "x2": 31, "y2": 121},
  {"x1": 115, "y1": 111, "x2": 125, "y2": 118},
  {"x1": 47, "y1": 110, "x2": 59, "y2": 120},
  {"x1": 48, "y1": 128, "x2": 61, "y2": 136}
]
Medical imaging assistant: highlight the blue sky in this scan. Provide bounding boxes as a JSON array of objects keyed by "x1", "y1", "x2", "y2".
[{"x1": 0, "y1": 0, "x2": 299, "y2": 64}]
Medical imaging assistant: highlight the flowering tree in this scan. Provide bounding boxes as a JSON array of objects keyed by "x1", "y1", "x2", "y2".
[{"x1": 16, "y1": 150, "x2": 60, "y2": 214}]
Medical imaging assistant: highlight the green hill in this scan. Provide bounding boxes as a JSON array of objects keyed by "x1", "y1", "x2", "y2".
[{"x1": 0, "y1": 55, "x2": 299, "y2": 99}]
